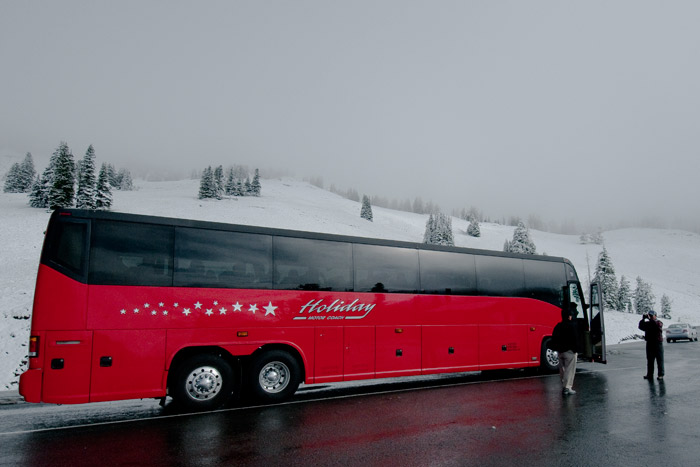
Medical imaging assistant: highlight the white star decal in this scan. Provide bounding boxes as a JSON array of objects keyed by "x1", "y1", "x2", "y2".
[
  {"x1": 249, "y1": 304, "x2": 258, "y2": 314},
  {"x1": 151, "y1": 310, "x2": 157, "y2": 316},
  {"x1": 133, "y1": 308, "x2": 140, "y2": 314},
  {"x1": 120, "y1": 309, "x2": 126, "y2": 315},
  {"x1": 213, "y1": 300, "x2": 219, "y2": 306},
  {"x1": 183, "y1": 308, "x2": 191, "y2": 316},
  {"x1": 163, "y1": 310, "x2": 168, "y2": 316},
  {"x1": 264, "y1": 302, "x2": 277, "y2": 316},
  {"x1": 205, "y1": 309, "x2": 213, "y2": 316},
  {"x1": 232, "y1": 302, "x2": 242, "y2": 312},
  {"x1": 159, "y1": 302, "x2": 165, "y2": 307},
  {"x1": 174, "y1": 303, "x2": 179, "y2": 308},
  {"x1": 219, "y1": 307, "x2": 227, "y2": 315},
  {"x1": 194, "y1": 301, "x2": 202, "y2": 309},
  {"x1": 144, "y1": 303, "x2": 150, "y2": 308}
]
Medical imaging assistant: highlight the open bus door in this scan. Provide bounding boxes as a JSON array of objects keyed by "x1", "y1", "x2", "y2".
[{"x1": 588, "y1": 281, "x2": 607, "y2": 363}]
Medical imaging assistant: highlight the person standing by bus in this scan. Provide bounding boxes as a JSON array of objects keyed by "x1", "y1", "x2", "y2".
[
  {"x1": 552, "y1": 304, "x2": 580, "y2": 395},
  {"x1": 639, "y1": 310, "x2": 664, "y2": 380}
]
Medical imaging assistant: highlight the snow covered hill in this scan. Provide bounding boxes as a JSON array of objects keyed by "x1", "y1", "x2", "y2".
[{"x1": 2, "y1": 177, "x2": 699, "y2": 390}]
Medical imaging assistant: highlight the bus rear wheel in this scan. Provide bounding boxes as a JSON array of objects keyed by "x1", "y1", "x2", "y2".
[
  {"x1": 172, "y1": 354, "x2": 234, "y2": 411},
  {"x1": 249, "y1": 350, "x2": 300, "y2": 402},
  {"x1": 541, "y1": 338, "x2": 559, "y2": 373}
]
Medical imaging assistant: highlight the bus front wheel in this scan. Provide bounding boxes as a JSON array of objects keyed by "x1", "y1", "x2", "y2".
[
  {"x1": 171, "y1": 353, "x2": 234, "y2": 411},
  {"x1": 541, "y1": 338, "x2": 559, "y2": 373},
  {"x1": 249, "y1": 350, "x2": 301, "y2": 402}
]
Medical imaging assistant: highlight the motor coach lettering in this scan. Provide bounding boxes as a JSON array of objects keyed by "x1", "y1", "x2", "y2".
[{"x1": 294, "y1": 298, "x2": 376, "y2": 320}]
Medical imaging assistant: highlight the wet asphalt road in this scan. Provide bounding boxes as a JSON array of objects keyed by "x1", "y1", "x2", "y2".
[{"x1": 1, "y1": 341, "x2": 699, "y2": 466}]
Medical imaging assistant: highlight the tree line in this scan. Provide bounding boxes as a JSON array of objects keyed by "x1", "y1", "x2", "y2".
[
  {"x1": 3, "y1": 142, "x2": 134, "y2": 211},
  {"x1": 198, "y1": 165, "x2": 261, "y2": 200}
]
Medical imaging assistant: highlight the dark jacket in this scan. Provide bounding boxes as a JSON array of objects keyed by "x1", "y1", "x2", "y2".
[
  {"x1": 552, "y1": 319, "x2": 579, "y2": 353},
  {"x1": 639, "y1": 317, "x2": 664, "y2": 343}
]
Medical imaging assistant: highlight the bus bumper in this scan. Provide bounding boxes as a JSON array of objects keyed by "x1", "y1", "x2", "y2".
[{"x1": 19, "y1": 369, "x2": 42, "y2": 403}]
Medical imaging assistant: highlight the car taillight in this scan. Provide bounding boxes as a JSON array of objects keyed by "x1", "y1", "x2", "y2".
[{"x1": 28, "y1": 336, "x2": 39, "y2": 358}]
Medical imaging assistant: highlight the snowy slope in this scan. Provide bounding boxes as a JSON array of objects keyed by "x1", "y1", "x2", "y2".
[{"x1": 2, "y1": 178, "x2": 699, "y2": 390}]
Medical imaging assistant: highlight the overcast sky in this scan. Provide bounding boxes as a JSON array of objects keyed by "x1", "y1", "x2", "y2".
[{"x1": 2, "y1": 1, "x2": 699, "y2": 230}]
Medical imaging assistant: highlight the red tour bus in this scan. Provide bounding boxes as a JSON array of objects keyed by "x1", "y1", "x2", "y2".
[{"x1": 20, "y1": 209, "x2": 606, "y2": 410}]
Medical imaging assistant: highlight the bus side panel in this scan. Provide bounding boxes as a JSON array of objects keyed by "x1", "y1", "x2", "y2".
[
  {"x1": 422, "y1": 325, "x2": 479, "y2": 374},
  {"x1": 375, "y1": 326, "x2": 421, "y2": 377},
  {"x1": 32, "y1": 265, "x2": 88, "y2": 331},
  {"x1": 90, "y1": 330, "x2": 167, "y2": 402},
  {"x1": 314, "y1": 327, "x2": 343, "y2": 383},
  {"x1": 479, "y1": 325, "x2": 530, "y2": 369},
  {"x1": 42, "y1": 331, "x2": 93, "y2": 404},
  {"x1": 343, "y1": 326, "x2": 375, "y2": 381}
]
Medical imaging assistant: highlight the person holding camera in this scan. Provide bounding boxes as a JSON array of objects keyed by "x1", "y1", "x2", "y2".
[{"x1": 638, "y1": 310, "x2": 665, "y2": 380}]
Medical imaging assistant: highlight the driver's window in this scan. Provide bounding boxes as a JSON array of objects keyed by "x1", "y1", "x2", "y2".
[{"x1": 569, "y1": 283, "x2": 583, "y2": 318}]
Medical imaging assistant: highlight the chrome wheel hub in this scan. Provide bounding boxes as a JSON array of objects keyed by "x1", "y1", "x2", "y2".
[
  {"x1": 259, "y1": 361, "x2": 290, "y2": 393},
  {"x1": 186, "y1": 366, "x2": 222, "y2": 400}
]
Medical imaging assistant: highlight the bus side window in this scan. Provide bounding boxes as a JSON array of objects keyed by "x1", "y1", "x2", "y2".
[{"x1": 89, "y1": 221, "x2": 173, "y2": 286}]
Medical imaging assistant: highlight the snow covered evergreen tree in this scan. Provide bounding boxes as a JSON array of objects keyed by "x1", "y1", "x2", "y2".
[
  {"x1": 213, "y1": 165, "x2": 224, "y2": 199},
  {"x1": 507, "y1": 222, "x2": 536, "y2": 254},
  {"x1": 3, "y1": 163, "x2": 23, "y2": 193},
  {"x1": 95, "y1": 163, "x2": 113, "y2": 210},
  {"x1": 244, "y1": 177, "x2": 252, "y2": 195},
  {"x1": 660, "y1": 294, "x2": 672, "y2": 320},
  {"x1": 594, "y1": 247, "x2": 619, "y2": 310},
  {"x1": 251, "y1": 169, "x2": 261, "y2": 196},
  {"x1": 225, "y1": 167, "x2": 237, "y2": 196},
  {"x1": 467, "y1": 217, "x2": 481, "y2": 237},
  {"x1": 198, "y1": 166, "x2": 216, "y2": 199},
  {"x1": 76, "y1": 145, "x2": 97, "y2": 209},
  {"x1": 48, "y1": 142, "x2": 76, "y2": 210},
  {"x1": 618, "y1": 275, "x2": 633, "y2": 313},
  {"x1": 360, "y1": 195, "x2": 373, "y2": 221},
  {"x1": 28, "y1": 176, "x2": 48, "y2": 208},
  {"x1": 503, "y1": 239, "x2": 511, "y2": 252},
  {"x1": 423, "y1": 213, "x2": 454, "y2": 246},
  {"x1": 634, "y1": 276, "x2": 655, "y2": 315},
  {"x1": 117, "y1": 168, "x2": 134, "y2": 190}
]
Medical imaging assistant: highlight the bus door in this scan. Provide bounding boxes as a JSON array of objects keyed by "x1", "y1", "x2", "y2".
[{"x1": 588, "y1": 282, "x2": 607, "y2": 363}]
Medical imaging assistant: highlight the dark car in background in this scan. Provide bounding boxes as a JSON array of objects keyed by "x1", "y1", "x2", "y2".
[{"x1": 666, "y1": 323, "x2": 698, "y2": 343}]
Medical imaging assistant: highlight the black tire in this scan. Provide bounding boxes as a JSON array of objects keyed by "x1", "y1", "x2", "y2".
[
  {"x1": 171, "y1": 353, "x2": 234, "y2": 411},
  {"x1": 249, "y1": 350, "x2": 301, "y2": 402},
  {"x1": 541, "y1": 338, "x2": 559, "y2": 373},
  {"x1": 667, "y1": 339, "x2": 671, "y2": 343}
]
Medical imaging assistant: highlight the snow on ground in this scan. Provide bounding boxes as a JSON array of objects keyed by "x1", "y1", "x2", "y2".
[{"x1": 1, "y1": 177, "x2": 699, "y2": 389}]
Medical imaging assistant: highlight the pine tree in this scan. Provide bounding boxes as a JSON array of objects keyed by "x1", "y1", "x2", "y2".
[
  {"x1": 503, "y1": 239, "x2": 511, "y2": 252},
  {"x1": 594, "y1": 247, "x2": 619, "y2": 310},
  {"x1": 28, "y1": 176, "x2": 47, "y2": 208},
  {"x1": 467, "y1": 217, "x2": 481, "y2": 237},
  {"x1": 3, "y1": 163, "x2": 23, "y2": 192},
  {"x1": 244, "y1": 177, "x2": 252, "y2": 195},
  {"x1": 20, "y1": 153, "x2": 36, "y2": 191},
  {"x1": 360, "y1": 195, "x2": 373, "y2": 222},
  {"x1": 76, "y1": 145, "x2": 97, "y2": 209},
  {"x1": 251, "y1": 168, "x2": 261, "y2": 196},
  {"x1": 107, "y1": 164, "x2": 119, "y2": 188},
  {"x1": 423, "y1": 213, "x2": 454, "y2": 246},
  {"x1": 198, "y1": 166, "x2": 216, "y2": 199},
  {"x1": 660, "y1": 294, "x2": 672, "y2": 320},
  {"x1": 117, "y1": 168, "x2": 134, "y2": 191},
  {"x1": 634, "y1": 276, "x2": 655, "y2": 315},
  {"x1": 214, "y1": 165, "x2": 224, "y2": 199},
  {"x1": 225, "y1": 167, "x2": 236, "y2": 196},
  {"x1": 95, "y1": 163, "x2": 113, "y2": 210},
  {"x1": 618, "y1": 275, "x2": 633, "y2": 313},
  {"x1": 48, "y1": 142, "x2": 76, "y2": 210},
  {"x1": 508, "y1": 222, "x2": 536, "y2": 254}
]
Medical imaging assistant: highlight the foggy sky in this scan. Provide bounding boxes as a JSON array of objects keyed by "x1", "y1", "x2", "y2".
[{"x1": 2, "y1": 1, "x2": 699, "y2": 231}]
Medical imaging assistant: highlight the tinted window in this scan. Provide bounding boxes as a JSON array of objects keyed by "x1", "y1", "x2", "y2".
[
  {"x1": 273, "y1": 237, "x2": 353, "y2": 291},
  {"x1": 419, "y1": 250, "x2": 476, "y2": 295},
  {"x1": 89, "y1": 221, "x2": 173, "y2": 286},
  {"x1": 475, "y1": 255, "x2": 525, "y2": 297},
  {"x1": 174, "y1": 228, "x2": 272, "y2": 289},
  {"x1": 354, "y1": 244, "x2": 419, "y2": 293},
  {"x1": 523, "y1": 260, "x2": 565, "y2": 307},
  {"x1": 44, "y1": 220, "x2": 88, "y2": 278}
]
